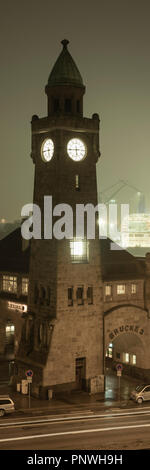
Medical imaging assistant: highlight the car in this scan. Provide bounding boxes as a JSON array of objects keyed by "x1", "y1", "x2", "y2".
[
  {"x1": 131, "y1": 384, "x2": 150, "y2": 404},
  {"x1": 0, "y1": 396, "x2": 15, "y2": 416}
]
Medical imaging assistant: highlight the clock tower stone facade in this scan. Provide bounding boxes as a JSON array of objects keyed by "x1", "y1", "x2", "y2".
[{"x1": 16, "y1": 40, "x2": 104, "y2": 398}]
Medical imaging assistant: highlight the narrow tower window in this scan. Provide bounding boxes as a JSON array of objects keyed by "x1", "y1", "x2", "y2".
[
  {"x1": 53, "y1": 99, "x2": 60, "y2": 113},
  {"x1": 22, "y1": 278, "x2": 29, "y2": 296},
  {"x1": 76, "y1": 100, "x2": 80, "y2": 113},
  {"x1": 65, "y1": 99, "x2": 72, "y2": 113},
  {"x1": 87, "y1": 286, "x2": 93, "y2": 304},
  {"x1": 34, "y1": 284, "x2": 39, "y2": 305},
  {"x1": 75, "y1": 175, "x2": 80, "y2": 191},
  {"x1": 68, "y1": 287, "x2": 73, "y2": 306},
  {"x1": 40, "y1": 286, "x2": 46, "y2": 305},
  {"x1": 47, "y1": 287, "x2": 51, "y2": 306},
  {"x1": 77, "y1": 287, "x2": 84, "y2": 305}
]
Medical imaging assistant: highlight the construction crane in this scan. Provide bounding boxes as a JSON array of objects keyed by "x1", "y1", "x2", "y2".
[{"x1": 98, "y1": 180, "x2": 145, "y2": 213}]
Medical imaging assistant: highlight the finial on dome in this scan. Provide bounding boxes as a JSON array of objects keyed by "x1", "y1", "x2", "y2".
[{"x1": 61, "y1": 39, "x2": 69, "y2": 49}]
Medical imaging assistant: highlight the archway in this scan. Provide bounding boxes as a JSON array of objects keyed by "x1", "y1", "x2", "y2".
[
  {"x1": 105, "y1": 332, "x2": 145, "y2": 375},
  {"x1": 105, "y1": 332, "x2": 145, "y2": 400},
  {"x1": 104, "y1": 304, "x2": 149, "y2": 398}
]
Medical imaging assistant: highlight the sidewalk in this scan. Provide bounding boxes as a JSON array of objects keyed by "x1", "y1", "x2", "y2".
[
  {"x1": 8, "y1": 388, "x2": 114, "y2": 415},
  {"x1": 0, "y1": 372, "x2": 144, "y2": 416},
  {"x1": 1, "y1": 387, "x2": 135, "y2": 417}
]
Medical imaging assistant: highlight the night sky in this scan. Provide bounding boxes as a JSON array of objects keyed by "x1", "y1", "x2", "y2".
[{"x1": 1, "y1": 0, "x2": 150, "y2": 221}]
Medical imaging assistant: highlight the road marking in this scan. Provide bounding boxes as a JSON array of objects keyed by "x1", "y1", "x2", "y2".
[
  {"x1": 1, "y1": 409, "x2": 150, "y2": 428},
  {"x1": 1, "y1": 422, "x2": 150, "y2": 443}
]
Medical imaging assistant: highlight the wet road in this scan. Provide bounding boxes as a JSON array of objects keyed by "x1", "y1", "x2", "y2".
[{"x1": 1, "y1": 407, "x2": 150, "y2": 450}]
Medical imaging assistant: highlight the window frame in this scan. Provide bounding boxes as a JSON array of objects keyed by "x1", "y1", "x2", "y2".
[
  {"x1": 22, "y1": 277, "x2": 29, "y2": 296},
  {"x1": 70, "y1": 238, "x2": 89, "y2": 264},
  {"x1": 76, "y1": 286, "x2": 84, "y2": 305},
  {"x1": 105, "y1": 285, "x2": 112, "y2": 297},
  {"x1": 2, "y1": 275, "x2": 17, "y2": 294},
  {"x1": 131, "y1": 283, "x2": 137, "y2": 294},
  {"x1": 117, "y1": 284, "x2": 126, "y2": 295}
]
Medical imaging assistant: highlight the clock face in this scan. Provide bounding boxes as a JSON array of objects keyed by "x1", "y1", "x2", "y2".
[
  {"x1": 67, "y1": 138, "x2": 86, "y2": 161},
  {"x1": 41, "y1": 139, "x2": 54, "y2": 162}
]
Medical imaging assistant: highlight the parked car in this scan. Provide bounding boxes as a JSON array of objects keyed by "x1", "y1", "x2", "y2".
[
  {"x1": 0, "y1": 396, "x2": 15, "y2": 416},
  {"x1": 131, "y1": 384, "x2": 150, "y2": 404}
]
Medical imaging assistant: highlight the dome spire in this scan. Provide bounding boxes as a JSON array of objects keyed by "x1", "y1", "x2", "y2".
[
  {"x1": 45, "y1": 40, "x2": 85, "y2": 117},
  {"x1": 47, "y1": 39, "x2": 84, "y2": 88},
  {"x1": 61, "y1": 39, "x2": 69, "y2": 49}
]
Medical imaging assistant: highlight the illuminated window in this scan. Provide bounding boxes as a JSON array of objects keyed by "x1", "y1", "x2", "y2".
[
  {"x1": 132, "y1": 354, "x2": 136, "y2": 365},
  {"x1": 106, "y1": 343, "x2": 113, "y2": 358},
  {"x1": 117, "y1": 285, "x2": 125, "y2": 295},
  {"x1": 75, "y1": 175, "x2": 80, "y2": 190},
  {"x1": 3, "y1": 275, "x2": 17, "y2": 293},
  {"x1": 123, "y1": 352, "x2": 129, "y2": 363},
  {"x1": 105, "y1": 285, "x2": 111, "y2": 296},
  {"x1": 70, "y1": 239, "x2": 89, "y2": 263},
  {"x1": 22, "y1": 278, "x2": 29, "y2": 295},
  {"x1": 131, "y1": 284, "x2": 137, "y2": 294},
  {"x1": 6, "y1": 324, "x2": 15, "y2": 337}
]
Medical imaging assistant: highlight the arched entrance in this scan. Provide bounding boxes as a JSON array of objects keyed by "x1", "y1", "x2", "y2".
[
  {"x1": 104, "y1": 331, "x2": 147, "y2": 401},
  {"x1": 104, "y1": 305, "x2": 149, "y2": 393},
  {"x1": 105, "y1": 332, "x2": 144, "y2": 376}
]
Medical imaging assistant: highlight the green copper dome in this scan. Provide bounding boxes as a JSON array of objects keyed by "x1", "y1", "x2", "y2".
[{"x1": 48, "y1": 39, "x2": 84, "y2": 88}]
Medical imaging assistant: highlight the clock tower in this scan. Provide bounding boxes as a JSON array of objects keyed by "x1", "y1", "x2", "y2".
[{"x1": 17, "y1": 40, "x2": 104, "y2": 398}]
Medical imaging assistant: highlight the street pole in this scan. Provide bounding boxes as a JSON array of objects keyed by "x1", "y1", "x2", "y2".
[
  {"x1": 116, "y1": 364, "x2": 123, "y2": 405},
  {"x1": 118, "y1": 375, "x2": 121, "y2": 404},
  {"x1": 29, "y1": 382, "x2": 31, "y2": 409},
  {"x1": 25, "y1": 369, "x2": 33, "y2": 408}
]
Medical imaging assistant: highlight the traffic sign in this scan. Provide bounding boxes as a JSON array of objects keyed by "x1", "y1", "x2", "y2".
[
  {"x1": 25, "y1": 369, "x2": 33, "y2": 377},
  {"x1": 27, "y1": 376, "x2": 32, "y2": 383},
  {"x1": 116, "y1": 363, "x2": 123, "y2": 371},
  {"x1": 117, "y1": 370, "x2": 122, "y2": 377}
]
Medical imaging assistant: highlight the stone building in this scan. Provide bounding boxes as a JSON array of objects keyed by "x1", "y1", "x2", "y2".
[
  {"x1": 102, "y1": 239, "x2": 150, "y2": 380},
  {"x1": 0, "y1": 229, "x2": 29, "y2": 366},
  {"x1": 0, "y1": 40, "x2": 150, "y2": 396},
  {"x1": 0, "y1": 230, "x2": 150, "y2": 391}
]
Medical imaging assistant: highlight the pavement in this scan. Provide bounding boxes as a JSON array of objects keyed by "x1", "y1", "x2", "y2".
[{"x1": 0, "y1": 369, "x2": 145, "y2": 416}]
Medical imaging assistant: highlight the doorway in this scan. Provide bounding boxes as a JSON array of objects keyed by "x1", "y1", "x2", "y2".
[{"x1": 75, "y1": 357, "x2": 86, "y2": 390}]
